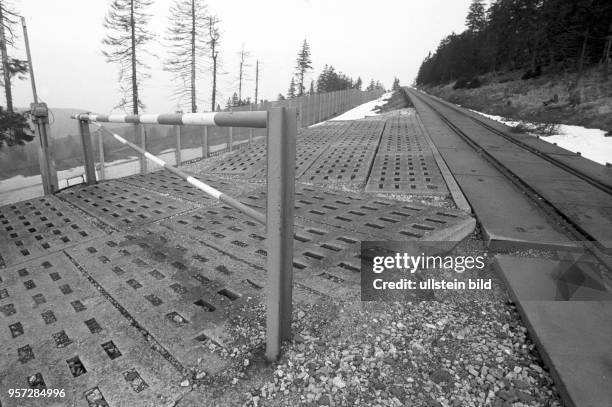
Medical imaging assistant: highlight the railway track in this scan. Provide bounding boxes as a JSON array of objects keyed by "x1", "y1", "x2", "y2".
[
  {"x1": 405, "y1": 87, "x2": 612, "y2": 407},
  {"x1": 405, "y1": 88, "x2": 612, "y2": 272}
]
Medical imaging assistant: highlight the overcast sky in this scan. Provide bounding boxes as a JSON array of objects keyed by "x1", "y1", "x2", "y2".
[{"x1": 9, "y1": 0, "x2": 473, "y2": 114}]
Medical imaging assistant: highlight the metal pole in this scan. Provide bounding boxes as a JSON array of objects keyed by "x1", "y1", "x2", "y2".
[
  {"x1": 202, "y1": 126, "x2": 209, "y2": 158},
  {"x1": 249, "y1": 104, "x2": 253, "y2": 144},
  {"x1": 175, "y1": 125, "x2": 181, "y2": 167},
  {"x1": 98, "y1": 129, "x2": 105, "y2": 180},
  {"x1": 266, "y1": 107, "x2": 296, "y2": 361},
  {"x1": 21, "y1": 17, "x2": 38, "y2": 103},
  {"x1": 77, "y1": 119, "x2": 97, "y2": 185},
  {"x1": 31, "y1": 103, "x2": 58, "y2": 194},
  {"x1": 228, "y1": 126, "x2": 233, "y2": 152},
  {"x1": 138, "y1": 124, "x2": 147, "y2": 174}
]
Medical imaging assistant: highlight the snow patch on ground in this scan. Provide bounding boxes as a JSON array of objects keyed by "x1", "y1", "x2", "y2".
[
  {"x1": 470, "y1": 110, "x2": 612, "y2": 166},
  {"x1": 312, "y1": 92, "x2": 393, "y2": 123}
]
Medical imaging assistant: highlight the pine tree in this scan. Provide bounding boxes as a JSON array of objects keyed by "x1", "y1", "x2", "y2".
[
  {"x1": 392, "y1": 77, "x2": 400, "y2": 90},
  {"x1": 466, "y1": 0, "x2": 486, "y2": 33},
  {"x1": 287, "y1": 77, "x2": 296, "y2": 99},
  {"x1": 355, "y1": 77, "x2": 362, "y2": 90},
  {"x1": 309, "y1": 80, "x2": 315, "y2": 95},
  {"x1": 0, "y1": 106, "x2": 33, "y2": 148},
  {"x1": 164, "y1": 0, "x2": 208, "y2": 113},
  {"x1": 0, "y1": 0, "x2": 28, "y2": 114},
  {"x1": 102, "y1": 0, "x2": 154, "y2": 114},
  {"x1": 205, "y1": 16, "x2": 221, "y2": 111},
  {"x1": 231, "y1": 92, "x2": 239, "y2": 107},
  {"x1": 366, "y1": 79, "x2": 375, "y2": 91},
  {"x1": 277, "y1": 93, "x2": 285, "y2": 101},
  {"x1": 295, "y1": 39, "x2": 313, "y2": 96}
]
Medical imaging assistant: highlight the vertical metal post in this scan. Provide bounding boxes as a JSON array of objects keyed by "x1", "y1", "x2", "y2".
[
  {"x1": 78, "y1": 119, "x2": 97, "y2": 185},
  {"x1": 138, "y1": 124, "x2": 147, "y2": 174},
  {"x1": 228, "y1": 126, "x2": 233, "y2": 152},
  {"x1": 175, "y1": 125, "x2": 181, "y2": 167},
  {"x1": 202, "y1": 126, "x2": 209, "y2": 158},
  {"x1": 266, "y1": 107, "x2": 296, "y2": 361},
  {"x1": 98, "y1": 129, "x2": 105, "y2": 180},
  {"x1": 249, "y1": 104, "x2": 254, "y2": 144},
  {"x1": 298, "y1": 98, "x2": 303, "y2": 128},
  {"x1": 30, "y1": 103, "x2": 58, "y2": 194},
  {"x1": 334, "y1": 91, "x2": 338, "y2": 115},
  {"x1": 21, "y1": 17, "x2": 38, "y2": 103}
]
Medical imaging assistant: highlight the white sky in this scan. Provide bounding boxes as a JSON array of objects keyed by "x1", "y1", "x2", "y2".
[{"x1": 9, "y1": 0, "x2": 473, "y2": 114}]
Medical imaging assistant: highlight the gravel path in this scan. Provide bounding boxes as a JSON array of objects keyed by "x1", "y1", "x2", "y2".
[{"x1": 175, "y1": 235, "x2": 562, "y2": 407}]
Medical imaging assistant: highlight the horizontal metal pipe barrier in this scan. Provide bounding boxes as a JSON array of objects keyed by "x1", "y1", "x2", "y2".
[
  {"x1": 93, "y1": 123, "x2": 266, "y2": 225},
  {"x1": 72, "y1": 111, "x2": 267, "y2": 128}
]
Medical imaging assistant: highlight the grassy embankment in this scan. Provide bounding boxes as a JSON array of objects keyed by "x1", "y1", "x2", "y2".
[{"x1": 422, "y1": 67, "x2": 612, "y2": 134}]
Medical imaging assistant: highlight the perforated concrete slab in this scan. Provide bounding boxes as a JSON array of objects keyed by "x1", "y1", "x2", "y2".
[
  {"x1": 161, "y1": 206, "x2": 369, "y2": 299},
  {"x1": 58, "y1": 180, "x2": 196, "y2": 230},
  {"x1": 119, "y1": 170, "x2": 261, "y2": 204},
  {"x1": 195, "y1": 122, "x2": 355, "y2": 180},
  {"x1": 365, "y1": 113, "x2": 449, "y2": 195},
  {"x1": 160, "y1": 184, "x2": 472, "y2": 298},
  {"x1": 299, "y1": 120, "x2": 385, "y2": 186},
  {"x1": 236, "y1": 184, "x2": 469, "y2": 241},
  {"x1": 0, "y1": 252, "x2": 186, "y2": 407},
  {"x1": 0, "y1": 196, "x2": 103, "y2": 268},
  {"x1": 65, "y1": 227, "x2": 268, "y2": 371}
]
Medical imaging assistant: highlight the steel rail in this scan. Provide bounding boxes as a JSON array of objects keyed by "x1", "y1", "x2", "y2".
[
  {"x1": 416, "y1": 91, "x2": 612, "y2": 195},
  {"x1": 409, "y1": 89, "x2": 612, "y2": 273},
  {"x1": 93, "y1": 123, "x2": 266, "y2": 225}
]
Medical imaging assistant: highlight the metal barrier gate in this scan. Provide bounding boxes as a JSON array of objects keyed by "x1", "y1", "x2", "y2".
[{"x1": 72, "y1": 108, "x2": 297, "y2": 361}]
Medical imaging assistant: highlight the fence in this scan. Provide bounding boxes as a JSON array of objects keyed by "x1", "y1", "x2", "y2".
[
  {"x1": 0, "y1": 88, "x2": 383, "y2": 206},
  {"x1": 73, "y1": 108, "x2": 296, "y2": 361},
  {"x1": 91, "y1": 88, "x2": 384, "y2": 181}
]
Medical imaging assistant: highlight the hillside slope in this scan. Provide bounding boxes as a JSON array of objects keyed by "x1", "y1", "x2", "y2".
[{"x1": 422, "y1": 67, "x2": 612, "y2": 134}]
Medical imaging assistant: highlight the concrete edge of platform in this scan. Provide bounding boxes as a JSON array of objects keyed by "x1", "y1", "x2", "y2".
[
  {"x1": 491, "y1": 255, "x2": 572, "y2": 406},
  {"x1": 493, "y1": 255, "x2": 612, "y2": 407},
  {"x1": 484, "y1": 229, "x2": 580, "y2": 252},
  {"x1": 424, "y1": 216, "x2": 476, "y2": 242},
  {"x1": 414, "y1": 109, "x2": 472, "y2": 213}
]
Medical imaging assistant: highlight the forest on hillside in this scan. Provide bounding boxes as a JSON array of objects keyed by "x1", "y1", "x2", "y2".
[{"x1": 416, "y1": 0, "x2": 612, "y2": 87}]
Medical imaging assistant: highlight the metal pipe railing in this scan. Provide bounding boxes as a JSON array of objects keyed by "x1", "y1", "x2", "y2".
[
  {"x1": 73, "y1": 111, "x2": 267, "y2": 128},
  {"x1": 92, "y1": 123, "x2": 266, "y2": 225},
  {"x1": 73, "y1": 107, "x2": 296, "y2": 362}
]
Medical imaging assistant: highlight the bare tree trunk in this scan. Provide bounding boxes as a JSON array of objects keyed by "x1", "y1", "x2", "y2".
[
  {"x1": 238, "y1": 48, "x2": 245, "y2": 102},
  {"x1": 602, "y1": 22, "x2": 612, "y2": 81},
  {"x1": 190, "y1": 0, "x2": 196, "y2": 112},
  {"x1": 254, "y1": 59, "x2": 259, "y2": 105},
  {"x1": 576, "y1": 27, "x2": 589, "y2": 84},
  {"x1": 211, "y1": 53, "x2": 217, "y2": 111},
  {"x1": 0, "y1": 3, "x2": 13, "y2": 113},
  {"x1": 130, "y1": 0, "x2": 138, "y2": 115}
]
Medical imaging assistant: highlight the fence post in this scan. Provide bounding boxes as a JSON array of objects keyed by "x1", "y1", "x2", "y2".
[
  {"x1": 30, "y1": 103, "x2": 58, "y2": 194},
  {"x1": 78, "y1": 119, "x2": 97, "y2": 185},
  {"x1": 175, "y1": 125, "x2": 181, "y2": 167},
  {"x1": 97, "y1": 129, "x2": 105, "y2": 180},
  {"x1": 249, "y1": 104, "x2": 254, "y2": 144},
  {"x1": 228, "y1": 126, "x2": 233, "y2": 152},
  {"x1": 138, "y1": 124, "x2": 147, "y2": 174},
  {"x1": 202, "y1": 126, "x2": 209, "y2": 158},
  {"x1": 266, "y1": 106, "x2": 296, "y2": 361}
]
